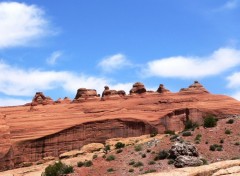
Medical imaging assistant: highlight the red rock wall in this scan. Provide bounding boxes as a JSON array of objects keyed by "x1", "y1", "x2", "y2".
[{"x1": 0, "y1": 119, "x2": 156, "y2": 170}]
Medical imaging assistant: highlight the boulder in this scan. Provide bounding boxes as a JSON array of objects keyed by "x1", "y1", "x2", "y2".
[
  {"x1": 31, "y1": 92, "x2": 54, "y2": 105},
  {"x1": 130, "y1": 82, "x2": 146, "y2": 94},
  {"x1": 74, "y1": 88, "x2": 98, "y2": 100},
  {"x1": 180, "y1": 81, "x2": 209, "y2": 94},
  {"x1": 80, "y1": 143, "x2": 104, "y2": 153},
  {"x1": 55, "y1": 97, "x2": 71, "y2": 104},
  {"x1": 102, "y1": 86, "x2": 126, "y2": 98},
  {"x1": 157, "y1": 84, "x2": 170, "y2": 94},
  {"x1": 169, "y1": 141, "x2": 199, "y2": 159},
  {"x1": 174, "y1": 155, "x2": 203, "y2": 168}
]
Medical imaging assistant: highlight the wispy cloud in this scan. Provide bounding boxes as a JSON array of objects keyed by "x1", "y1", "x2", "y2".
[
  {"x1": 144, "y1": 47, "x2": 240, "y2": 79},
  {"x1": 0, "y1": 2, "x2": 52, "y2": 48},
  {"x1": 46, "y1": 51, "x2": 62, "y2": 65},
  {"x1": 0, "y1": 98, "x2": 31, "y2": 107},
  {"x1": 98, "y1": 53, "x2": 131, "y2": 72},
  {"x1": 214, "y1": 0, "x2": 239, "y2": 11}
]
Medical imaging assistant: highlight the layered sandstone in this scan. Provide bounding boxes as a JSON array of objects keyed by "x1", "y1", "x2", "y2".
[
  {"x1": 130, "y1": 82, "x2": 147, "y2": 94},
  {"x1": 0, "y1": 81, "x2": 240, "y2": 171},
  {"x1": 101, "y1": 86, "x2": 126, "y2": 99},
  {"x1": 180, "y1": 81, "x2": 209, "y2": 94},
  {"x1": 73, "y1": 88, "x2": 99, "y2": 102},
  {"x1": 157, "y1": 84, "x2": 170, "y2": 94},
  {"x1": 30, "y1": 92, "x2": 54, "y2": 106}
]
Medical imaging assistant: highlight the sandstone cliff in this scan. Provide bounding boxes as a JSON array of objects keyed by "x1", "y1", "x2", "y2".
[{"x1": 0, "y1": 81, "x2": 240, "y2": 171}]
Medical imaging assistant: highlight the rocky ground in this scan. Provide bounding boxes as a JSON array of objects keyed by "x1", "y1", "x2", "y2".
[{"x1": 1, "y1": 116, "x2": 239, "y2": 176}]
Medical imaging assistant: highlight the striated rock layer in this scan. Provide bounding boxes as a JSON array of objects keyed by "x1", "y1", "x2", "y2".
[{"x1": 0, "y1": 82, "x2": 240, "y2": 171}]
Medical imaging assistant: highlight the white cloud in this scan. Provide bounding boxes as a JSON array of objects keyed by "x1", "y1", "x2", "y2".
[
  {"x1": 0, "y1": 98, "x2": 31, "y2": 107},
  {"x1": 0, "y1": 2, "x2": 51, "y2": 48},
  {"x1": 46, "y1": 51, "x2": 62, "y2": 65},
  {"x1": 0, "y1": 61, "x2": 133, "y2": 100},
  {"x1": 227, "y1": 72, "x2": 240, "y2": 88},
  {"x1": 98, "y1": 53, "x2": 131, "y2": 72},
  {"x1": 144, "y1": 48, "x2": 240, "y2": 79},
  {"x1": 231, "y1": 92, "x2": 240, "y2": 100},
  {"x1": 222, "y1": 0, "x2": 239, "y2": 10}
]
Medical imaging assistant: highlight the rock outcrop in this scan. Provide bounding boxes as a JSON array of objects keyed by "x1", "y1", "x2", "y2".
[
  {"x1": 180, "y1": 81, "x2": 209, "y2": 94},
  {"x1": 130, "y1": 82, "x2": 146, "y2": 94},
  {"x1": 55, "y1": 97, "x2": 71, "y2": 104},
  {"x1": 169, "y1": 141, "x2": 203, "y2": 168},
  {"x1": 157, "y1": 84, "x2": 170, "y2": 94},
  {"x1": 101, "y1": 86, "x2": 126, "y2": 98},
  {"x1": 73, "y1": 88, "x2": 99, "y2": 102},
  {"x1": 31, "y1": 92, "x2": 54, "y2": 106}
]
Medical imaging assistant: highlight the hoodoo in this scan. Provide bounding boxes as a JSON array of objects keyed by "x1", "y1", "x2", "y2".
[{"x1": 129, "y1": 82, "x2": 147, "y2": 94}]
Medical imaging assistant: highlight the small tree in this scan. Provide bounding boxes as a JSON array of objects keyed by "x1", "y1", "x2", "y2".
[
  {"x1": 115, "y1": 142, "x2": 125, "y2": 149},
  {"x1": 204, "y1": 115, "x2": 217, "y2": 128},
  {"x1": 42, "y1": 161, "x2": 73, "y2": 176}
]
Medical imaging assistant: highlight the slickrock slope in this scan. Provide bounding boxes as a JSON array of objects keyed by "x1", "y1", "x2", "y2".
[{"x1": 0, "y1": 81, "x2": 240, "y2": 171}]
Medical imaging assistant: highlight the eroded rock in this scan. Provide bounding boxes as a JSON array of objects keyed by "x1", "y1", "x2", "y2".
[
  {"x1": 180, "y1": 81, "x2": 209, "y2": 94},
  {"x1": 102, "y1": 86, "x2": 126, "y2": 98},
  {"x1": 31, "y1": 92, "x2": 54, "y2": 106},
  {"x1": 130, "y1": 82, "x2": 146, "y2": 94},
  {"x1": 157, "y1": 84, "x2": 170, "y2": 94},
  {"x1": 174, "y1": 155, "x2": 203, "y2": 168}
]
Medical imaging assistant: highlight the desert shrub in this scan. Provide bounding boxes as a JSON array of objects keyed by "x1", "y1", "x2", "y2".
[
  {"x1": 150, "y1": 129, "x2": 158, "y2": 137},
  {"x1": 115, "y1": 142, "x2": 125, "y2": 149},
  {"x1": 209, "y1": 144, "x2": 223, "y2": 151},
  {"x1": 195, "y1": 134, "x2": 202, "y2": 141},
  {"x1": 133, "y1": 161, "x2": 143, "y2": 167},
  {"x1": 42, "y1": 161, "x2": 73, "y2": 176},
  {"x1": 129, "y1": 168, "x2": 134, "y2": 172},
  {"x1": 225, "y1": 129, "x2": 232, "y2": 134},
  {"x1": 148, "y1": 161, "x2": 156, "y2": 165},
  {"x1": 155, "y1": 150, "x2": 169, "y2": 160},
  {"x1": 104, "y1": 145, "x2": 110, "y2": 153},
  {"x1": 201, "y1": 158, "x2": 208, "y2": 165},
  {"x1": 164, "y1": 130, "x2": 175, "y2": 135},
  {"x1": 77, "y1": 161, "x2": 84, "y2": 167},
  {"x1": 235, "y1": 142, "x2": 240, "y2": 146},
  {"x1": 220, "y1": 139, "x2": 224, "y2": 144},
  {"x1": 93, "y1": 154, "x2": 98, "y2": 159},
  {"x1": 134, "y1": 145, "x2": 142, "y2": 152},
  {"x1": 106, "y1": 155, "x2": 115, "y2": 161},
  {"x1": 168, "y1": 159, "x2": 174, "y2": 165},
  {"x1": 116, "y1": 149, "x2": 123, "y2": 154},
  {"x1": 195, "y1": 140, "x2": 200, "y2": 144},
  {"x1": 184, "y1": 119, "x2": 199, "y2": 130},
  {"x1": 170, "y1": 134, "x2": 179, "y2": 141},
  {"x1": 204, "y1": 115, "x2": 217, "y2": 128},
  {"x1": 182, "y1": 131, "x2": 192, "y2": 136},
  {"x1": 231, "y1": 156, "x2": 240, "y2": 160},
  {"x1": 144, "y1": 169, "x2": 157, "y2": 174},
  {"x1": 129, "y1": 160, "x2": 135, "y2": 165},
  {"x1": 107, "y1": 168, "x2": 114, "y2": 172},
  {"x1": 84, "y1": 160, "x2": 93, "y2": 167},
  {"x1": 141, "y1": 153, "x2": 146, "y2": 158},
  {"x1": 146, "y1": 149, "x2": 151, "y2": 153},
  {"x1": 205, "y1": 141, "x2": 209, "y2": 144},
  {"x1": 226, "y1": 119, "x2": 234, "y2": 124}
]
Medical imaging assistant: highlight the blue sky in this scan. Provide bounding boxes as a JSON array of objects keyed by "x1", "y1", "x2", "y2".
[{"x1": 0, "y1": 0, "x2": 240, "y2": 106}]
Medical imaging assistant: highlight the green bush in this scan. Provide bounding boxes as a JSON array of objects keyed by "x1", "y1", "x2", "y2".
[
  {"x1": 155, "y1": 150, "x2": 169, "y2": 160},
  {"x1": 204, "y1": 115, "x2": 217, "y2": 128},
  {"x1": 42, "y1": 161, "x2": 73, "y2": 176},
  {"x1": 144, "y1": 169, "x2": 157, "y2": 174},
  {"x1": 226, "y1": 119, "x2": 234, "y2": 124},
  {"x1": 146, "y1": 149, "x2": 151, "y2": 153},
  {"x1": 129, "y1": 168, "x2": 134, "y2": 172},
  {"x1": 201, "y1": 158, "x2": 208, "y2": 165},
  {"x1": 84, "y1": 160, "x2": 93, "y2": 167},
  {"x1": 77, "y1": 161, "x2": 84, "y2": 167},
  {"x1": 150, "y1": 130, "x2": 158, "y2": 137},
  {"x1": 93, "y1": 154, "x2": 98, "y2": 159},
  {"x1": 225, "y1": 129, "x2": 232, "y2": 134},
  {"x1": 168, "y1": 159, "x2": 174, "y2": 165},
  {"x1": 107, "y1": 168, "x2": 114, "y2": 172},
  {"x1": 134, "y1": 145, "x2": 142, "y2": 152},
  {"x1": 182, "y1": 131, "x2": 192, "y2": 136},
  {"x1": 104, "y1": 145, "x2": 110, "y2": 153},
  {"x1": 195, "y1": 134, "x2": 202, "y2": 141},
  {"x1": 220, "y1": 139, "x2": 224, "y2": 144},
  {"x1": 209, "y1": 144, "x2": 223, "y2": 151},
  {"x1": 184, "y1": 119, "x2": 199, "y2": 130},
  {"x1": 148, "y1": 161, "x2": 156, "y2": 165},
  {"x1": 106, "y1": 155, "x2": 115, "y2": 161},
  {"x1": 164, "y1": 130, "x2": 175, "y2": 135},
  {"x1": 133, "y1": 161, "x2": 143, "y2": 167},
  {"x1": 116, "y1": 149, "x2": 123, "y2": 154},
  {"x1": 141, "y1": 153, "x2": 146, "y2": 158},
  {"x1": 235, "y1": 142, "x2": 240, "y2": 146},
  {"x1": 129, "y1": 160, "x2": 135, "y2": 165},
  {"x1": 115, "y1": 142, "x2": 125, "y2": 149}
]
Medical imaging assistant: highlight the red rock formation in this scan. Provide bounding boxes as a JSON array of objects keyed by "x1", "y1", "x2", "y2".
[
  {"x1": 102, "y1": 86, "x2": 126, "y2": 98},
  {"x1": 55, "y1": 97, "x2": 71, "y2": 104},
  {"x1": 73, "y1": 88, "x2": 99, "y2": 102},
  {"x1": 180, "y1": 81, "x2": 209, "y2": 94},
  {"x1": 0, "y1": 82, "x2": 240, "y2": 171},
  {"x1": 130, "y1": 82, "x2": 146, "y2": 94},
  {"x1": 31, "y1": 92, "x2": 54, "y2": 106},
  {"x1": 157, "y1": 84, "x2": 170, "y2": 94}
]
